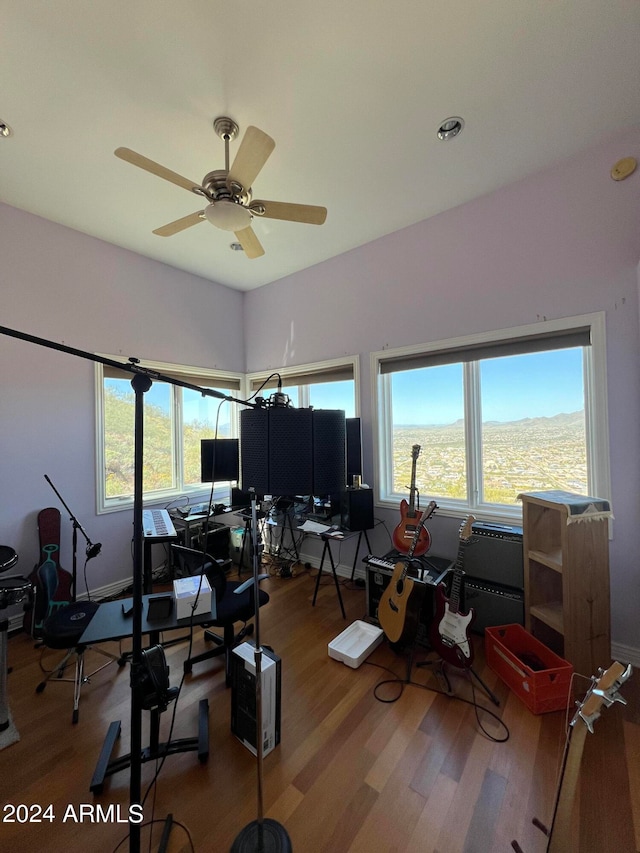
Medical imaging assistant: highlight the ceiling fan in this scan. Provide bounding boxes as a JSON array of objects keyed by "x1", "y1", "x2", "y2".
[{"x1": 115, "y1": 117, "x2": 327, "y2": 259}]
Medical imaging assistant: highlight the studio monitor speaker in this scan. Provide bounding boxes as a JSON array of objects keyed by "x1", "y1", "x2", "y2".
[{"x1": 340, "y1": 488, "x2": 374, "y2": 531}]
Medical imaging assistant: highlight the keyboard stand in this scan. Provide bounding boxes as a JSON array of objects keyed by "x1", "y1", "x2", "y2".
[{"x1": 90, "y1": 700, "x2": 209, "y2": 794}]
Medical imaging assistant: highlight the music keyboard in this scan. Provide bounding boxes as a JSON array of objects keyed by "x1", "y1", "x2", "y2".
[
  {"x1": 142, "y1": 509, "x2": 177, "y2": 540},
  {"x1": 364, "y1": 551, "x2": 452, "y2": 585}
]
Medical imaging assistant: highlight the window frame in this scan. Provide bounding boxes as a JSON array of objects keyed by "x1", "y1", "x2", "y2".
[
  {"x1": 371, "y1": 313, "x2": 610, "y2": 523},
  {"x1": 95, "y1": 358, "x2": 245, "y2": 514},
  {"x1": 247, "y1": 355, "x2": 360, "y2": 415}
]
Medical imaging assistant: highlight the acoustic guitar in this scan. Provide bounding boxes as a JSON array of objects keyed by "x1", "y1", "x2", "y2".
[
  {"x1": 512, "y1": 660, "x2": 632, "y2": 853},
  {"x1": 429, "y1": 515, "x2": 476, "y2": 667},
  {"x1": 378, "y1": 501, "x2": 437, "y2": 646},
  {"x1": 392, "y1": 444, "x2": 431, "y2": 556}
]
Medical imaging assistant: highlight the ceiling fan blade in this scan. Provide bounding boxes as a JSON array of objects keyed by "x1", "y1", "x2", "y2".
[
  {"x1": 227, "y1": 127, "x2": 275, "y2": 191},
  {"x1": 152, "y1": 211, "x2": 205, "y2": 237},
  {"x1": 115, "y1": 147, "x2": 202, "y2": 194},
  {"x1": 252, "y1": 200, "x2": 327, "y2": 225},
  {"x1": 234, "y1": 226, "x2": 265, "y2": 259}
]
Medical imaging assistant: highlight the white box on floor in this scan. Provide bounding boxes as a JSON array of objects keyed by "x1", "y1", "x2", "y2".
[
  {"x1": 231, "y1": 641, "x2": 281, "y2": 757},
  {"x1": 172, "y1": 575, "x2": 212, "y2": 620},
  {"x1": 328, "y1": 620, "x2": 384, "y2": 668}
]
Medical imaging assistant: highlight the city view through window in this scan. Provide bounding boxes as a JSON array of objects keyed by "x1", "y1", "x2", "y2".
[{"x1": 389, "y1": 348, "x2": 588, "y2": 506}]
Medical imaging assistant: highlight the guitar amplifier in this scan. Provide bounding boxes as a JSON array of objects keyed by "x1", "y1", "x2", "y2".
[
  {"x1": 463, "y1": 521, "x2": 524, "y2": 589},
  {"x1": 365, "y1": 552, "x2": 452, "y2": 647},
  {"x1": 464, "y1": 578, "x2": 524, "y2": 634}
]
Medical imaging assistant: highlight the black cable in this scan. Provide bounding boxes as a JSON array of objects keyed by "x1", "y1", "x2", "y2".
[
  {"x1": 364, "y1": 651, "x2": 510, "y2": 743},
  {"x1": 111, "y1": 818, "x2": 195, "y2": 853}
]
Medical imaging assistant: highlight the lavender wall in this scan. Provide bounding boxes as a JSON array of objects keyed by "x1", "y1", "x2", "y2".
[
  {"x1": 245, "y1": 129, "x2": 640, "y2": 654},
  {"x1": 0, "y1": 203, "x2": 244, "y2": 591}
]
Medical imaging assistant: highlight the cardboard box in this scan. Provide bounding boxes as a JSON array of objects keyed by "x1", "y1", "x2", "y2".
[
  {"x1": 172, "y1": 575, "x2": 212, "y2": 620},
  {"x1": 230, "y1": 642, "x2": 281, "y2": 757}
]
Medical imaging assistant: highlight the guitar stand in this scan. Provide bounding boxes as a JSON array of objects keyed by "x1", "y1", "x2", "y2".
[{"x1": 89, "y1": 699, "x2": 209, "y2": 795}]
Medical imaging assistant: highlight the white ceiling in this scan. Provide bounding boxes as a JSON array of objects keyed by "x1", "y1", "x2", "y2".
[{"x1": 2, "y1": 2, "x2": 639, "y2": 292}]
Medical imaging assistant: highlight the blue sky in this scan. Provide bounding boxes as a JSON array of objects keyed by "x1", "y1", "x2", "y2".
[
  {"x1": 109, "y1": 348, "x2": 583, "y2": 428},
  {"x1": 391, "y1": 348, "x2": 584, "y2": 425}
]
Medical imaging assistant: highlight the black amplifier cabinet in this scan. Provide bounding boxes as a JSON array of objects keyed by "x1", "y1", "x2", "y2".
[
  {"x1": 464, "y1": 578, "x2": 524, "y2": 634},
  {"x1": 365, "y1": 553, "x2": 452, "y2": 647},
  {"x1": 463, "y1": 521, "x2": 524, "y2": 589}
]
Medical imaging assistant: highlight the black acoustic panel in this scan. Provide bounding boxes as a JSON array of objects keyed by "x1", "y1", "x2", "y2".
[
  {"x1": 312, "y1": 410, "x2": 346, "y2": 496},
  {"x1": 240, "y1": 407, "x2": 346, "y2": 497},
  {"x1": 240, "y1": 409, "x2": 270, "y2": 495},
  {"x1": 269, "y1": 407, "x2": 314, "y2": 496},
  {"x1": 346, "y1": 417, "x2": 362, "y2": 478}
]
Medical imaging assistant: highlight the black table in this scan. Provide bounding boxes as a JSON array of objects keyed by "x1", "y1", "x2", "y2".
[
  {"x1": 82, "y1": 593, "x2": 215, "y2": 794},
  {"x1": 80, "y1": 592, "x2": 218, "y2": 645}
]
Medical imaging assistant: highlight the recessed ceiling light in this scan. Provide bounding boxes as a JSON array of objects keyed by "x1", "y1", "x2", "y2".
[
  {"x1": 437, "y1": 117, "x2": 464, "y2": 141},
  {"x1": 0, "y1": 121, "x2": 12, "y2": 138}
]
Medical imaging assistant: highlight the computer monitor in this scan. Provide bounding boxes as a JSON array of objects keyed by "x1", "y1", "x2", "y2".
[{"x1": 200, "y1": 438, "x2": 240, "y2": 483}]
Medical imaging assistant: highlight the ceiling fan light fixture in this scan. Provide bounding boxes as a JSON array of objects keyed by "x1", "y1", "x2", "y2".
[
  {"x1": 204, "y1": 200, "x2": 251, "y2": 232},
  {"x1": 437, "y1": 117, "x2": 464, "y2": 141}
]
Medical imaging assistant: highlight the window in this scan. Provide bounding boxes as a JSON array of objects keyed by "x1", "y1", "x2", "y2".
[
  {"x1": 96, "y1": 360, "x2": 244, "y2": 513},
  {"x1": 373, "y1": 314, "x2": 610, "y2": 521},
  {"x1": 247, "y1": 356, "x2": 358, "y2": 418}
]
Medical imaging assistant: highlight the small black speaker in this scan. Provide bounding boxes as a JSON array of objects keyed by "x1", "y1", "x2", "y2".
[{"x1": 340, "y1": 488, "x2": 374, "y2": 531}]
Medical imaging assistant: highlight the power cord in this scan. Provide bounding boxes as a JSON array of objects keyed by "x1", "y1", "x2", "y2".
[{"x1": 365, "y1": 650, "x2": 510, "y2": 743}]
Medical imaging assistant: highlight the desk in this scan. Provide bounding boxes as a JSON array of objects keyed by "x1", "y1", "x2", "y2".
[
  {"x1": 82, "y1": 594, "x2": 213, "y2": 794},
  {"x1": 80, "y1": 593, "x2": 218, "y2": 646},
  {"x1": 308, "y1": 526, "x2": 374, "y2": 620}
]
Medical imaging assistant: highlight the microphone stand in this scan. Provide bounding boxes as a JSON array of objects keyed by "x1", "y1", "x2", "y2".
[
  {"x1": 43, "y1": 473, "x2": 101, "y2": 602},
  {"x1": 0, "y1": 324, "x2": 255, "y2": 853},
  {"x1": 231, "y1": 492, "x2": 292, "y2": 853}
]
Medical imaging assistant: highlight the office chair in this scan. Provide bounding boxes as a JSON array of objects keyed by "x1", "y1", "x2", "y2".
[
  {"x1": 35, "y1": 600, "x2": 123, "y2": 723},
  {"x1": 171, "y1": 544, "x2": 269, "y2": 685}
]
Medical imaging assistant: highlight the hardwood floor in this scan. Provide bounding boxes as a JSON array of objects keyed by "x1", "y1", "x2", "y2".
[{"x1": 2, "y1": 567, "x2": 638, "y2": 852}]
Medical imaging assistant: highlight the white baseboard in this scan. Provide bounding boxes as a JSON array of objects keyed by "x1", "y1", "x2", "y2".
[{"x1": 8, "y1": 575, "x2": 134, "y2": 634}]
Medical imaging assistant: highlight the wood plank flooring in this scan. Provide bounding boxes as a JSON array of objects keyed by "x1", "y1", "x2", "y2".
[{"x1": 1, "y1": 567, "x2": 638, "y2": 852}]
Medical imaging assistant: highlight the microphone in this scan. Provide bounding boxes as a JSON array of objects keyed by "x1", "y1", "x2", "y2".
[{"x1": 86, "y1": 542, "x2": 102, "y2": 560}]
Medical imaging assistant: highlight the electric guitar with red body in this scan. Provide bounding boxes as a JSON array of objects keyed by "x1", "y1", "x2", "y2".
[
  {"x1": 429, "y1": 515, "x2": 476, "y2": 667},
  {"x1": 392, "y1": 444, "x2": 431, "y2": 555},
  {"x1": 378, "y1": 501, "x2": 437, "y2": 646}
]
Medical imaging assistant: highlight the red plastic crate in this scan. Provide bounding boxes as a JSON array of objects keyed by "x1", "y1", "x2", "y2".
[{"x1": 485, "y1": 624, "x2": 573, "y2": 714}]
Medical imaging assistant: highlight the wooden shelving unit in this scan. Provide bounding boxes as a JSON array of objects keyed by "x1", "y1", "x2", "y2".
[{"x1": 520, "y1": 491, "x2": 611, "y2": 678}]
